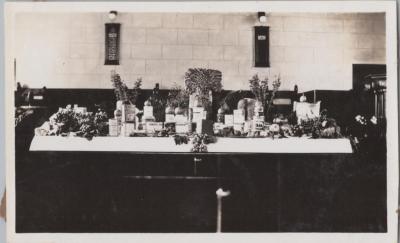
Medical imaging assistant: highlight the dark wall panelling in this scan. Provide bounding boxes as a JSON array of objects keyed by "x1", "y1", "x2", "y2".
[
  {"x1": 16, "y1": 89, "x2": 298, "y2": 121},
  {"x1": 15, "y1": 152, "x2": 386, "y2": 233},
  {"x1": 302, "y1": 90, "x2": 353, "y2": 127}
]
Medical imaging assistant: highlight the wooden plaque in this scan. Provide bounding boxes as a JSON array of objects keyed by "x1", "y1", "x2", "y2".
[
  {"x1": 105, "y1": 23, "x2": 121, "y2": 65},
  {"x1": 254, "y1": 26, "x2": 270, "y2": 67}
]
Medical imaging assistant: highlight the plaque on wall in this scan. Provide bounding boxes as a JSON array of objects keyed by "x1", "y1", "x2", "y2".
[
  {"x1": 254, "y1": 26, "x2": 270, "y2": 67},
  {"x1": 105, "y1": 23, "x2": 121, "y2": 65}
]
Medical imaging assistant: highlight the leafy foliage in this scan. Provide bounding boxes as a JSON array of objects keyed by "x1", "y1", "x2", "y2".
[
  {"x1": 297, "y1": 109, "x2": 342, "y2": 138},
  {"x1": 129, "y1": 77, "x2": 142, "y2": 105},
  {"x1": 93, "y1": 110, "x2": 109, "y2": 136},
  {"x1": 53, "y1": 108, "x2": 80, "y2": 133},
  {"x1": 184, "y1": 68, "x2": 222, "y2": 109},
  {"x1": 190, "y1": 134, "x2": 216, "y2": 153},
  {"x1": 184, "y1": 68, "x2": 223, "y2": 94},
  {"x1": 111, "y1": 71, "x2": 129, "y2": 102},
  {"x1": 249, "y1": 74, "x2": 281, "y2": 120},
  {"x1": 110, "y1": 70, "x2": 142, "y2": 104},
  {"x1": 166, "y1": 84, "x2": 190, "y2": 109},
  {"x1": 51, "y1": 107, "x2": 109, "y2": 140},
  {"x1": 249, "y1": 74, "x2": 269, "y2": 106}
]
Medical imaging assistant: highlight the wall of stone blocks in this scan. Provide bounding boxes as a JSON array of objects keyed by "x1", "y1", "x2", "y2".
[{"x1": 14, "y1": 12, "x2": 385, "y2": 91}]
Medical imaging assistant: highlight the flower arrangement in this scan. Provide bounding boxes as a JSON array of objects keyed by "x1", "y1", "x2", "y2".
[
  {"x1": 110, "y1": 70, "x2": 142, "y2": 105},
  {"x1": 294, "y1": 109, "x2": 342, "y2": 138},
  {"x1": 249, "y1": 74, "x2": 269, "y2": 106},
  {"x1": 268, "y1": 123, "x2": 281, "y2": 139},
  {"x1": 355, "y1": 115, "x2": 368, "y2": 126},
  {"x1": 111, "y1": 71, "x2": 128, "y2": 102},
  {"x1": 93, "y1": 109, "x2": 109, "y2": 136},
  {"x1": 52, "y1": 106, "x2": 79, "y2": 133},
  {"x1": 259, "y1": 109, "x2": 342, "y2": 139},
  {"x1": 311, "y1": 118, "x2": 341, "y2": 138},
  {"x1": 75, "y1": 112, "x2": 96, "y2": 140},
  {"x1": 184, "y1": 68, "x2": 222, "y2": 108},
  {"x1": 249, "y1": 74, "x2": 281, "y2": 119},
  {"x1": 190, "y1": 134, "x2": 217, "y2": 153},
  {"x1": 185, "y1": 68, "x2": 223, "y2": 94},
  {"x1": 349, "y1": 114, "x2": 383, "y2": 152},
  {"x1": 166, "y1": 84, "x2": 190, "y2": 109},
  {"x1": 43, "y1": 106, "x2": 109, "y2": 140}
]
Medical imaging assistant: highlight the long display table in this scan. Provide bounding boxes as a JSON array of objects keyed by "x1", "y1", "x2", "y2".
[
  {"x1": 29, "y1": 136, "x2": 353, "y2": 153},
  {"x1": 16, "y1": 135, "x2": 387, "y2": 233}
]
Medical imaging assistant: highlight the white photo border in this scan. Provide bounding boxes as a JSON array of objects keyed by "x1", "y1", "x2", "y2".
[{"x1": 4, "y1": 1, "x2": 398, "y2": 243}]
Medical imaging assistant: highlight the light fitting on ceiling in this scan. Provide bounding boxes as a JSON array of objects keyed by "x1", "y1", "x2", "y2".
[
  {"x1": 108, "y1": 11, "x2": 118, "y2": 21},
  {"x1": 258, "y1": 12, "x2": 267, "y2": 23}
]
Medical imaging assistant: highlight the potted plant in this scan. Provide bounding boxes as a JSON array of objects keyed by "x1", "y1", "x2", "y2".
[
  {"x1": 184, "y1": 68, "x2": 222, "y2": 112},
  {"x1": 110, "y1": 70, "x2": 142, "y2": 122},
  {"x1": 111, "y1": 70, "x2": 142, "y2": 106},
  {"x1": 111, "y1": 70, "x2": 128, "y2": 109},
  {"x1": 166, "y1": 84, "x2": 189, "y2": 115}
]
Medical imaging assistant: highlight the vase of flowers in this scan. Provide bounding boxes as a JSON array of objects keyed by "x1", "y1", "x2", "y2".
[
  {"x1": 110, "y1": 70, "x2": 142, "y2": 107},
  {"x1": 110, "y1": 70, "x2": 142, "y2": 123},
  {"x1": 184, "y1": 68, "x2": 222, "y2": 117},
  {"x1": 249, "y1": 74, "x2": 281, "y2": 122}
]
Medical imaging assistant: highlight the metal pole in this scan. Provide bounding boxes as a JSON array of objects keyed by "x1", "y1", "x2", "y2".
[
  {"x1": 216, "y1": 188, "x2": 230, "y2": 233},
  {"x1": 217, "y1": 196, "x2": 222, "y2": 232}
]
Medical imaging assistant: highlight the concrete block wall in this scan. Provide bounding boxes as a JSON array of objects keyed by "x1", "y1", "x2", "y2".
[{"x1": 14, "y1": 12, "x2": 385, "y2": 91}]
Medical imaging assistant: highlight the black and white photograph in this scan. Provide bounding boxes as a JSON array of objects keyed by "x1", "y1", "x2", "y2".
[{"x1": 4, "y1": 1, "x2": 398, "y2": 243}]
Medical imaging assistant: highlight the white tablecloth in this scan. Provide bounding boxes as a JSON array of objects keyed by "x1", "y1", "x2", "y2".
[{"x1": 29, "y1": 136, "x2": 353, "y2": 153}]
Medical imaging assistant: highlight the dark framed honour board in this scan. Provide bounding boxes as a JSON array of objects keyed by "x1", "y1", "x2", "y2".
[{"x1": 105, "y1": 23, "x2": 121, "y2": 65}]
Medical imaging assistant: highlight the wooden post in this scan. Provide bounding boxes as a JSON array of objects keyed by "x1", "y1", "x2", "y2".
[
  {"x1": 313, "y1": 89, "x2": 316, "y2": 103},
  {"x1": 216, "y1": 188, "x2": 230, "y2": 232}
]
